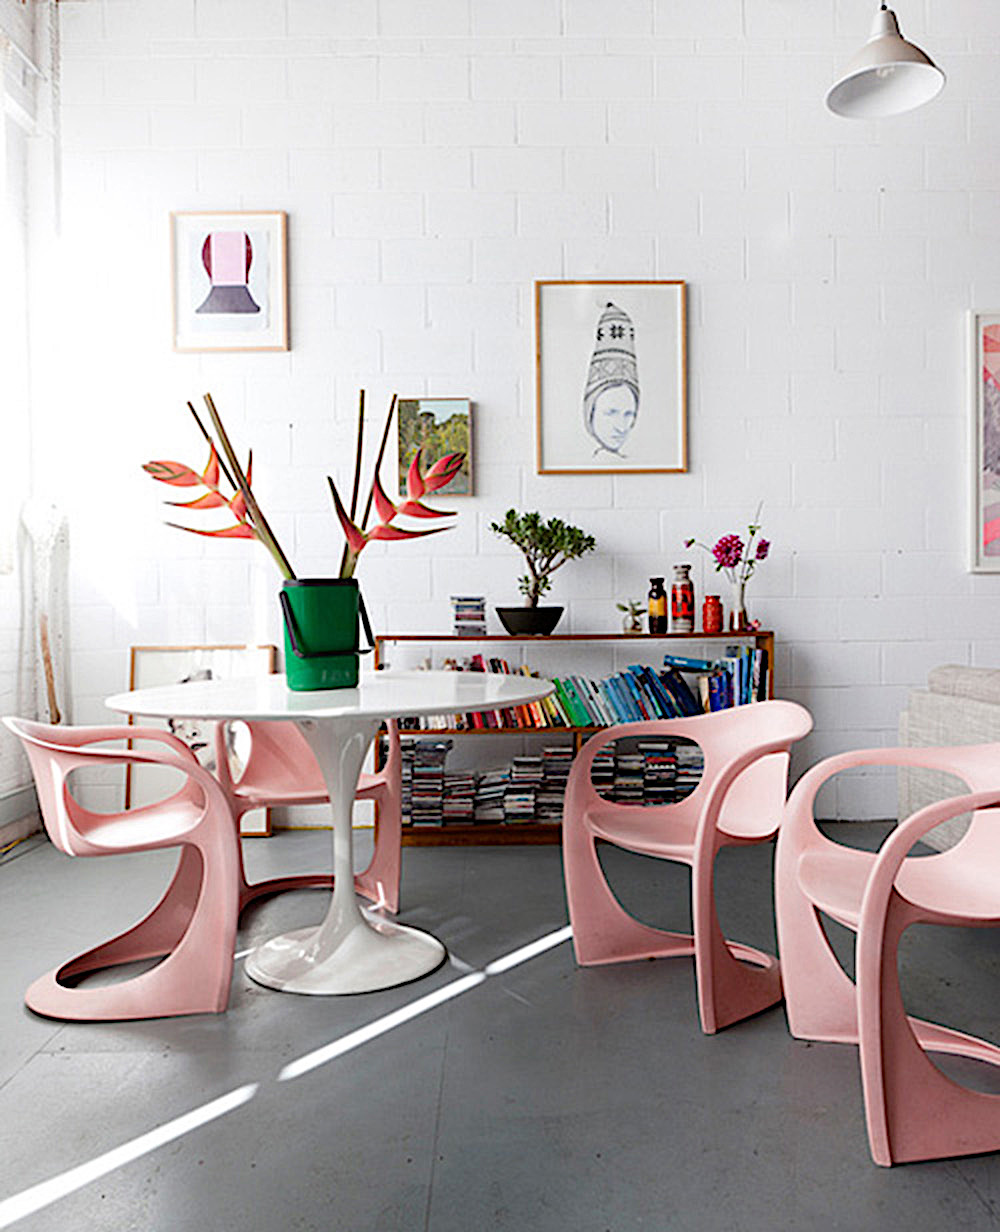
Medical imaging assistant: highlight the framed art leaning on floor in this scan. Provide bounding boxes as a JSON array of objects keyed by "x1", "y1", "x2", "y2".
[
  {"x1": 124, "y1": 644, "x2": 277, "y2": 835},
  {"x1": 535, "y1": 279, "x2": 687, "y2": 476}
]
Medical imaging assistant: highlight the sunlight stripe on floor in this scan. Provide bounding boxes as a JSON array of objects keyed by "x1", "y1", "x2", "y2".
[
  {"x1": 0, "y1": 1083, "x2": 259, "y2": 1229},
  {"x1": 483, "y1": 924, "x2": 573, "y2": 975},
  {"x1": 278, "y1": 972, "x2": 487, "y2": 1081},
  {"x1": 279, "y1": 923, "x2": 573, "y2": 1082}
]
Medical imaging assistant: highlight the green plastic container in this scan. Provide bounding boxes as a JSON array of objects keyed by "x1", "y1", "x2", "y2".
[{"x1": 280, "y1": 578, "x2": 361, "y2": 691}]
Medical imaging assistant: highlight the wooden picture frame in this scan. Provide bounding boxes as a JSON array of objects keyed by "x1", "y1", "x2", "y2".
[
  {"x1": 535, "y1": 279, "x2": 687, "y2": 475},
  {"x1": 170, "y1": 210, "x2": 288, "y2": 352},
  {"x1": 124, "y1": 644, "x2": 277, "y2": 836},
  {"x1": 969, "y1": 310, "x2": 1000, "y2": 571},
  {"x1": 397, "y1": 397, "x2": 473, "y2": 496}
]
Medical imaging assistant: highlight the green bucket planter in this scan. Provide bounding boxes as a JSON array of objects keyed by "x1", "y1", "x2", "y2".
[{"x1": 279, "y1": 578, "x2": 374, "y2": 691}]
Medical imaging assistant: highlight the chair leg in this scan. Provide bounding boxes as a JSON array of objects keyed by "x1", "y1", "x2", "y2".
[
  {"x1": 562, "y1": 816, "x2": 694, "y2": 966},
  {"x1": 234, "y1": 807, "x2": 335, "y2": 913},
  {"x1": 691, "y1": 843, "x2": 782, "y2": 1034},
  {"x1": 858, "y1": 900, "x2": 1000, "y2": 1166},
  {"x1": 774, "y1": 848, "x2": 860, "y2": 1044},
  {"x1": 355, "y1": 788, "x2": 402, "y2": 914},
  {"x1": 26, "y1": 839, "x2": 238, "y2": 1022}
]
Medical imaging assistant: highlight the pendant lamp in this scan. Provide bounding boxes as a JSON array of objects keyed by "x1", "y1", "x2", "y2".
[{"x1": 826, "y1": 4, "x2": 945, "y2": 119}]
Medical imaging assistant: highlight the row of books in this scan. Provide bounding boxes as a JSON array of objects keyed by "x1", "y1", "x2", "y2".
[
  {"x1": 396, "y1": 649, "x2": 769, "y2": 734},
  {"x1": 398, "y1": 736, "x2": 704, "y2": 826}
]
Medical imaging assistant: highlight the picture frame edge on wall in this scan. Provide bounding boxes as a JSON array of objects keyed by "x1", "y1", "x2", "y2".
[
  {"x1": 170, "y1": 209, "x2": 289, "y2": 354},
  {"x1": 534, "y1": 278, "x2": 688, "y2": 477},
  {"x1": 396, "y1": 395, "x2": 474, "y2": 498},
  {"x1": 968, "y1": 309, "x2": 1000, "y2": 574},
  {"x1": 124, "y1": 643, "x2": 278, "y2": 836}
]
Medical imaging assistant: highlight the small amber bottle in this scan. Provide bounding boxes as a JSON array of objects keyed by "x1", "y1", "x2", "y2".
[{"x1": 647, "y1": 577, "x2": 667, "y2": 634}]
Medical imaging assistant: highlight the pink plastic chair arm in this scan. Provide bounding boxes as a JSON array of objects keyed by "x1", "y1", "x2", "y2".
[
  {"x1": 41, "y1": 737, "x2": 227, "y2": 808},
  {"x1": 858, "y1": 789, "x2": 1000, "y2": 933}
]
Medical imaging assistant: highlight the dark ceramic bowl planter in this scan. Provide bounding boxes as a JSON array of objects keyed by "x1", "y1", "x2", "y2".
[{"x1": 495, "y1": 605, "x2": 564, "y2": 636}]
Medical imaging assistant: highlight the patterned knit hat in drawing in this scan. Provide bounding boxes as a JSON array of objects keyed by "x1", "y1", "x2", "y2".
[{"x1": 583, "y1": 302, "x2": 639, "y2": 412}]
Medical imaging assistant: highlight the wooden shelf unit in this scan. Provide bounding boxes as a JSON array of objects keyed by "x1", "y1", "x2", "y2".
[{"x1": 374, "y1": 629, "x2": 776, "y2": 846}]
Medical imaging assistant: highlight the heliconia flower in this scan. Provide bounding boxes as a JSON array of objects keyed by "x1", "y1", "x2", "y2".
[
  {"x1": 755, "y1": 538, "x2": 770, "y2": 561},
  {"x1": 372, "y1": 473, "x2": 397, "y2": 525},
  {"x1": 712, "y1": 534, "x2": 744, "y2": 570},
  {"x1": 406, "y1": 450, "x2": 427, "y2": 501},
  {"x1": 397, "y1": 499, "x2": 454, "y2": 520},
  {"x1": 143, "y1": 460, "x2": 204, "y2": 487},
  {"x1": 166, "y1": 490, "x2": 228, "y2": 510},
  {"x1": 423, "y1": 452, "x2": 464, "y2": 492},
  {"x1": 165, "y1": 522, "x2": 256, "y2": 540},
  {"x1": 367, "y1": 523, "x2": 449, "y2": 542},
  {"x1": 329, "y1": 481, "x2": 368, "y2": 555}
]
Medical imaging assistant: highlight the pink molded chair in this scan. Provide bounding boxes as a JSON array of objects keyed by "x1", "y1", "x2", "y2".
[
  {"x1": 562, "y1": 700, "x2": 813, "y2": 1034},
  {"x1": 214, "y1": 719, "x2": 403, "y2": 913},
  {"x1": 775, "y1": 743, "x2": 1000, "y2": 1166},
  {"x1": 5, "y1": 717, "x2": 240, "y2": 1021}
]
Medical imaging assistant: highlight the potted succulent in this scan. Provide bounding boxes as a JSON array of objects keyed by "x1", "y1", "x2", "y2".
[
  {"x1": 144, "y1": 391, "x2": 463, "y2": 689},
  {"x1": 489, "y1": 509, "x2": 596, "y2": 635}
]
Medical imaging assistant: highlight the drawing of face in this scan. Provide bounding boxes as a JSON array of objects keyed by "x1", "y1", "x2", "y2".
[{"x1": 589, "y1": 384, "x2": 638, "y2": 455}]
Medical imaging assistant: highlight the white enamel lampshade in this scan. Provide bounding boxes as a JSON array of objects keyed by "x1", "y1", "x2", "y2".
[{"x1": 826, "y1": 5, "x2": 945, "y2": 119}]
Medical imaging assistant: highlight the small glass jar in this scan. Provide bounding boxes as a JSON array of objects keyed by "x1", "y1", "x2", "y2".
[
  {"x1": 671, "y1": 565, "x2": 694, "y2": 634},
  {"x1": 702, "y1": 594, "x2": 723, "y2": 634},
  {"x1": 647, "y1": 577, "x2": 667, "y2": 635}
]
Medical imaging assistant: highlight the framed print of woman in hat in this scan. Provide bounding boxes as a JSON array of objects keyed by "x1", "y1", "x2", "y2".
[{"x1": 535, "y1": 280, "x2": 687, "y2": 475}]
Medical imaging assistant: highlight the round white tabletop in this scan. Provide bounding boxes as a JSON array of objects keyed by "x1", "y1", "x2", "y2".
[
  {"x1": 107, "y1": 669, "x2": 555, "y2": 997},
  {"x1": 106, "y1": 668, "x2": 554, "y2": 726}
]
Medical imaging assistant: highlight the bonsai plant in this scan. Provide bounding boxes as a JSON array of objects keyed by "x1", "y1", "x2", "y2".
[{"x1": 489, "y1": 509, "x2": 596, "y2": 635}]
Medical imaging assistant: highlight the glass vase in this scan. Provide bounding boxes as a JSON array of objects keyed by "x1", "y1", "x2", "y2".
[{"x1": 730, "y1": 580, "x2": 749, "y2": 631}]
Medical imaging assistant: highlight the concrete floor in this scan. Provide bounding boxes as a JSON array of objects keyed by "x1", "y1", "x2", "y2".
[{"x1": 1, "y1": 823, "x2": 1000, "y2": 1231}]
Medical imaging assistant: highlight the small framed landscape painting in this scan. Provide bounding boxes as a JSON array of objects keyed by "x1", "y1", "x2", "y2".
[
  {"x1": 535, "y1": 279, "x2": 687, "y2": 475},
  {"x1": 125, "y1": 644, "x2": 277, "y2": 836},
  {"x1": 397, "y1": 397, "x2": 473, "y2": 496},
  {"x1": 969, "y1": 311, "x2": 1000, "y2": 572},
  {"x1": 170, "y1": 210, "x2": 288, "y2": 352}
]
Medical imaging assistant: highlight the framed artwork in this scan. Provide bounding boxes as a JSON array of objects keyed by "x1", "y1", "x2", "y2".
[
  {"x1": 397, "y1": 397, "x2": 473, "y2": 496},
  {"x1": 125, "y1": 644, "x2": 277, "y2": 836},
  {"x1": 969, "y1": 311, "x2": 1000, "y2": 571},
  {"x1": 535, "y1": 280, "x2": 687, "y2": 475},
  {"x1": 170, "y1": 210, "x2": 288, "y2": 352}
]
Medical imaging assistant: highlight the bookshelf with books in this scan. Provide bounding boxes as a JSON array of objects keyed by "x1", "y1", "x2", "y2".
[{"x1": 373, "y1": 630, "x2": 775, "y2": 846}]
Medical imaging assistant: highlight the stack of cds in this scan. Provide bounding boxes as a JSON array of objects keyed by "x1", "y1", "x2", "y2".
[
  {"x1": 450, "y1": 595, "x2": 487, "y2": 637},
  {"x1": 538, "y1": 745, "x2": 574, "y2": 821},
  {"x1": 504, "y1": 754, "x2": 543, "y2": 823},
  {"x1": 638, "y1": 738, "x2": 678, "y2": 806},
  {"x1": 474, "y1": 767, "x2": 510, "y2": 822},
  {"x1": 591, "y1": 745, "x2": 616, "y2": 800},
  {"x1": 613, "y1": 750, "x2": 645, "y2": 804},
  {"x1": 675, "y1": 742, "x2": 705, "y2": 801},
  {"x1": 407, "y1": 738, "x2": 452, "y2": 825}
]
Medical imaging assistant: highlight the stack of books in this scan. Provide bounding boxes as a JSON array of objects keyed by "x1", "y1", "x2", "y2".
[{"x1": 450, "y1": 595, "x2": 487, "y2": 638}]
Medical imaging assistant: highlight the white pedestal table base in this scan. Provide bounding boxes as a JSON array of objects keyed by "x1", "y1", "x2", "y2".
[{"x1": 244, "y1": 714, "x2": 446, "y2": 996}]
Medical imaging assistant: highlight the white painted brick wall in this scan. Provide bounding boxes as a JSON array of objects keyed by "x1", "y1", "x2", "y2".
[{"x1": 19, "y1": 0, "x2": 1000, "y2": 818}]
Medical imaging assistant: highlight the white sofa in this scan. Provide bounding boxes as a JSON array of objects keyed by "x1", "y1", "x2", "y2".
[{"x1": 898, "y1": 664, "x2": 1000, "y2": 850}]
